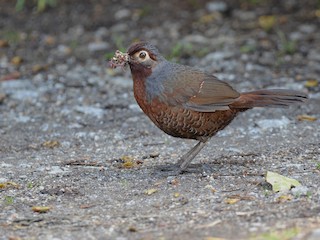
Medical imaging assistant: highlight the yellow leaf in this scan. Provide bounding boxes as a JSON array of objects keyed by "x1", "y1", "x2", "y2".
[
  {"x1": 32, "y1": 206, "x2": 51, "y2": 213},
  {"x1": 11, "y1": 56, "x2": 23, "y2": 65},
  {"x1": 296, "y1": 115, "x2": 317, "y2": 122},
  {"x1": 199, "y1": 13, "x2": 221, "y2": 24},
  {"x1": 0, "y1": 181, "x2": 19, "y2": 189},
  {"x1": 174, "y1": 192, "x2": 180, "y2": 198},
  {"x1": 259, "y1": 15, "x2": 276, "y2": 31},
  {"x1": 266, "y1": 171, "x2": 301, "y2": 192},
  {"x1": 32, "y1": 64, "x2": 48, "y2": 73},
  {"x1": 224, "y1": 198, "x2": 240, "y2": 204},
  {"x1": 120, "y1": 156, "x2": 135, "y2": 168},
  {"x1": 277, "y1": 195, "x2": 292, "y2": 203},
  {"x1": 42, "y1": 140, "x2": 60, "y2": 148},
  {"x1": 304, "y1": 79, "x2": 318, "y2": 87},
  {"x1": 144, "y1": 188, "x2": 158, "y2": 195}
]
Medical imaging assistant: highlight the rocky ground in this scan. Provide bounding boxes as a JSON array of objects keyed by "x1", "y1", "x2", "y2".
[{"x1": 0, "y1": 0, "x2": 319, "y2": 239}]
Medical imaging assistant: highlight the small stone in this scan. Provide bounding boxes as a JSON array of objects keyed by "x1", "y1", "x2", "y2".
[
  {"x1": 16, "y1": 115, "x2": 31, "y2": 123},
  {"x1": 75, "y1": 106, "x2": 105, "y2": 118},
  {"x1": 0, "y1": 93, "x2": 6, "y2": 103},
  {"x1": 88, "y1": 41, "x2": 109, "y2": 52},
  {"x1": 11, "y1": 90, "x2": 39, "y2": 101},
  {"x1": 57, "y1": 44, "x2": 72, "y2": 56},
  {"x1": 114, "y1": 9, "x2": 131, "y2": 20},
  {"x1": 182, "y1": 35, "x2": 209, "y2": 45},
  {"x1": 149, "y1": 152, "x2": 160, "y2": 158},
  {"x1": 305, "y1": 229, "x2": 320, "y2": 240},
  {"x1": 206, "y1": 1, "x2": 228, "y2": 12},
  {"x1": 47, "y1": 166, "x2": 70, "y2": 175},
  {"x1": 256, "y1": 116, "x2": 291, "y2": 130},
  {"x1": 203, "y1": 51, "x2": 235, "y2": 61},
  {"x1": 298, "y1": 24, "x2": 316, "y2": 34},
  {"x1": 291, "y1": 185, "x2": 309, "y2": 196}
]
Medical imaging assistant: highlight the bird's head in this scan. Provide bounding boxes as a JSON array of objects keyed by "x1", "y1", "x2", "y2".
[
  {"x1": 127, "y1": 42, "x2": 164, "y2": 66},
  {"x1": 109, "y1": 42, "x2": 166, "y2": 80},
  {"x1": 126, "y1": 42, "x2": 165, "y2": 77}
]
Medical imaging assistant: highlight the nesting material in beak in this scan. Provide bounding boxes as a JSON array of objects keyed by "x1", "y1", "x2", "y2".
[{"x1": 109, "y1": 50, "x2": 129, "y2": 69}]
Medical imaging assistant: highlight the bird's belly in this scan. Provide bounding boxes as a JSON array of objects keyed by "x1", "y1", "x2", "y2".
[{"x1": 138, "y1": 98, "x2": 238, "y2": 140}]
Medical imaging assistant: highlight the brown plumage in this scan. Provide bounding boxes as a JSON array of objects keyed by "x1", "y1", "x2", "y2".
[{"x1": 110, "y1": 42, "x2": 308, "y2": 173}]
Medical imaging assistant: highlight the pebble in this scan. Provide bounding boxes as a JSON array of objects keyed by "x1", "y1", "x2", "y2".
[
  {"x1": 308, "y1": 50, "x2": 320, "y2": 62},
  {"x1": 206, "y1": 1, "x2": 228, "y2": 12},
  {"x1": 56, "y1": 44, "x2": 72, "y2": 56},
  {"x1": 111, "y1": 76, "x2": 132, "y2": 88},
  {"x1": 255, "y1": 116, "x2": 291, "y2": 130},
  {"x1": 203, "y1": 51, "x2": 235, "y2": 61},
  {"x1": 233, "y1": 10, "x2": 256, "y2": 21},
  {"x1": 291, "y1": 185, "x2": 309, "y2": 196},
  {"x1": 182, "y1": 34, "x2": 209, "y2": 44},
  {"x1": 16, "y1": 115, "x2": 32, "y2": 123},
  {"x1": 1, "y1": 79, "x2": 33, "y2": 90},
  {"x1": 298, "y1": 24, "x2": 316, "y2": 34},
  {"x1": 305, "y1": 229, "x2": 320, "y2": 240},
  {"x1": 88, "y1": 41, "x2": 109, "y2": 52},
  {"x1": 11, "y1": 90, "x2": 39, "y2": 101},
  {"x1": 74, "y1": 106, "x2": 105, "y2": 118},
  {"x1": 46, "y1": 166, "x2": 71, "y2": 175},
  {"x1": 114, "y1": 8, "x2": 131, "y2": 20}
]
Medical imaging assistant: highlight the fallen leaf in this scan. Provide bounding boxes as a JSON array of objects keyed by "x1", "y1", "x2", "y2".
[
  {"x1": 32, "y1": 206, "x2": 51, "y2": 213},
  {"x1": 0, "y1": 71, "x2": 21, "y2": 81},
  {"x1": 296, "y1": 115, "x2": 317, "y2": 122},
  {"x1": 42, "y1": 140, "x2": 60, "y2": 148},
  {"x1": 205, "y1": 185, "x2": 216, "y2": 193},
  {"x1": 199, "y1": 13, "x2": 221, "y2": 24},
  {"x1": 224, "y1": 198, "x2": 240, "y2": 204},
  {"x1": 0, "y1": 181, "x2": 19, "y2": 189},
  {"x1": 11, "y1": 56, "x2": 23, "y2": 65},
  {"x1": 120, "y1": 156, "x2": 135, "y2": 168},
  {"x1": 174, "y1": 192, "x2": 180, "y2": 198},
  {"x1": 277, "y1": 195, "x2": 292, "y2": 203},
  {"x1": 259, "y1": 15, "x2": 276, "y2": 31},
  {"x1": 305, "y1": 79, "x2": 318, "y2": 87},
  {"x1": 266, "y1": 171, "x2": 301, "y2": 192},
  {"x1": 0, "y1": 39, "x2": 9, "y2": 47},
  {"x1": 32, "y1": 64, "x2": 49, "y2": 74},
  {"x1": 144, "y1": 188, "x2": 158, "y2": 195}
]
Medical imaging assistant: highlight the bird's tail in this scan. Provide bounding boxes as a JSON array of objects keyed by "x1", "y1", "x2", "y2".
[{"x1": 230, "y1": 89, "x2": 308, "y2": 109}]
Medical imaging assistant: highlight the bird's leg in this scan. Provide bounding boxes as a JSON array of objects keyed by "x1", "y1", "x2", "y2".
[{"x1": 177, "y1": 140, "x2": 208, "y2": 171}]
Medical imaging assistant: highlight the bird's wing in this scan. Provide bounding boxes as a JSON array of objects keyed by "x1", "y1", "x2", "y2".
[{"x1": 149, "y1": 64, "x2": 240, "y2": 112}]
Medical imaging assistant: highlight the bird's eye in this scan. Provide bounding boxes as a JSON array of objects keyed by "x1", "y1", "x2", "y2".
[{"x1": 139, "y1": 51, "x2": 147, "y2": 59}]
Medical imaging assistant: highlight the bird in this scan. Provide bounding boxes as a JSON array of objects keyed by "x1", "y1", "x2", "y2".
[{"x1": 109, "y1": 41, "x2": 308, "y2": 173}]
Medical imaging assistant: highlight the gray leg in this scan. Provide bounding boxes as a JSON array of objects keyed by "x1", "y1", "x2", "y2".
[{"x1": 177, "y1": 140, "x2": 208, "y2": 171}]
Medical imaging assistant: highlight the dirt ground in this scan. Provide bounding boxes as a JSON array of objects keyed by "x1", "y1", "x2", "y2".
[{"x1": 0, "y1": 1, "x2": 320, "y2": 239}]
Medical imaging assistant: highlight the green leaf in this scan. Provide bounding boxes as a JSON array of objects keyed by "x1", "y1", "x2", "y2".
[{"x1": 266, "y1": 171, "x2": 301, "y2": 192}]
